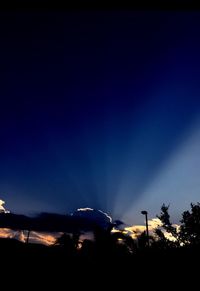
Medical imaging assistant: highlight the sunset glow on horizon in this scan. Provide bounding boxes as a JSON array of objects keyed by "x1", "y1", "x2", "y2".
[{"x1": 0, "y1": 201, "x2": 179, "y2": 245}]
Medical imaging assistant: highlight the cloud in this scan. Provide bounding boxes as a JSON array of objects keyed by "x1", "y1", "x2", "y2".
[
  {"x1": 0, "y1": 199, "x2": 179, "y2": 245},
  {"x1": 0, "y1": 207, "x2": 114, "y2": 245},
  {"x1": 111, "y1": 218, "x2": 160, "y2": 239},
  {"x1": 0, "y1": 228, "x2": 59, "y2": 245},
  {"x1": 0, "y1": 206, "x2": 114, "y2": 246},
  {"x1": 27, "y1": 231, "x2": 60, "y2": 245},
  {"x1": 0, "y1": 228, "x2": 25, "y2": 242},
  {"x1": 0, "y1": 212, "x2": 96, "y2": 232},
  {"x1": 0, "y1": 199, "x2": 9, "y2": 213},
  {"x1": 120, "y1": 218, "x2": 179, "y2": 241},
  {"x1": 72, "y1": 208, "x2": 112, "y2": 229},
  {"x1": 0, "y1": 215, "x2": 180, "y2": 246}
]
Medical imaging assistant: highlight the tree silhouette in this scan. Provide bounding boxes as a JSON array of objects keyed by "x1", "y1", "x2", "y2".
[
  {"x1": 137, "y1": 231, "x2": 155, "y2": 249},
  {"x1": 80, "y1": 239, "x2": 95, "y2": 257},
  {"x1": 137, "y1": 231, "x2": 148, "y2": 249},
  {"x1": 153, "y1": 228, "x2": 176, "y2": 249},
  {"x1": 111, "y1": 231, "x2": 136, "y2": 255},
  {"x1": 179, "y1": 203, "x2": 200, "y2": 246},
  {"x1": 157, "y1": 204, "x2": 178, "y2": 239},
  {"x1": 54, "y1": 233, "x2": 77, "y2": 255},
  {"x1": 155, "y1": 203, "x2": 180, "y2": 247},
  {"x1": 93, "y1": 223, "x2": 136, "y2": 257},
  {"x1": 155, "y1": 202, "x2": 200, "y2": 248}
]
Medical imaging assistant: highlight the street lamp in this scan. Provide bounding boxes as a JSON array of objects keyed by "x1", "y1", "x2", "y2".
[{"x1": 141, "y1": 210, "x2": 149, "y2": 247}]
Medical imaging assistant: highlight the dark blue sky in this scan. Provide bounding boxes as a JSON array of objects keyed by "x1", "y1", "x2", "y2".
[{"x1": 1, "y1": 11, "x2": 200, "y2": 224}]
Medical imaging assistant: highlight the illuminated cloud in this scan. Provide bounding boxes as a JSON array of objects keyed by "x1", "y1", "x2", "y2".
[
  {"x1": 0, "y1": 205, "x2": 105, "y2": 245},
  {"x1": 119, "y1": 218, "x2": 161, "y2": 239},
  {"x1": 0, "y1": 228, "x2": 59, "y2": 245},
  {"x1": 98, "y1": 210, "x2": 112, "y2": 223},
  {"x1": 73, "y1": 208, "x2": 112, "y2": 228},
  {"x1": 115, "y1": 218, "x2": 179, "y2": 241},
  {"x1": 0, "y1": 216, "x2": 180, "y2": 245},
  {"x1": 0, "y1": 228, "x2": 25, "y2": 242},
  {"x1": 28, "y1": 231, "x2": 60, "y2": 245},
  {"x1": 0, "y1": 200, "x2": 179, "y2": 245},
  {"x1": 0, "y1": 199, "x2": 9, "y2": 213},
  {"x1": 75, "y1": 208, "x2": 112, "y2": 222},
  {"x1": 77, "y1": 207, "x2": 94, "y2": 212}
]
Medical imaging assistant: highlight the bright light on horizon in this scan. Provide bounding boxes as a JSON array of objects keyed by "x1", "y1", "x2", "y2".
[{"x1": 0, "y1": 199, "x2": 10, "y2": 213}]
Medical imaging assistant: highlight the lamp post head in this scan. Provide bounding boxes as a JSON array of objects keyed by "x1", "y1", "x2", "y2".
[{"x1": 141, "y1": 210, "x2": 148, "y2": 215}]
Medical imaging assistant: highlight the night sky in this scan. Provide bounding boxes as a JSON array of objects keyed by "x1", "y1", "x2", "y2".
[{"x1": 1, "y1": 10, "x2": 200, "y2": 224}]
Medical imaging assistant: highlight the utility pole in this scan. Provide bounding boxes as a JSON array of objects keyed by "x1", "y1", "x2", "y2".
[
  {"x1": 26, "y1": 230, "x2": 30, "y2": 244},
  {"x1": 141, "y1": 210, "x2": 150, "y2": 247}
]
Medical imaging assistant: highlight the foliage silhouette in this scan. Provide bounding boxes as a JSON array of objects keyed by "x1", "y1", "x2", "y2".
[
  {"x1": 93, "y1": 223, "x2": 136, "y2": 257},
  {"x1": 155, "y1": 202, "x2": 200, "y2": 248},
  {"x1": 180, "y1": 203, "x2": 200, "y2": 246},
  {"x1": 137, "y1": 230, "x2": 155, "y2": 249}
]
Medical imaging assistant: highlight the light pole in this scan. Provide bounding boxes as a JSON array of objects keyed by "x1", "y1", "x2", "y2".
[{"x1": 141, "y1": 210, "x2": 149, "y2": 247}]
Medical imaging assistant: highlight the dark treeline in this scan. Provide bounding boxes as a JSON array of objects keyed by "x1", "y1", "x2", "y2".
[{"x1": 1, "y1": 202, "x2": 200, "y2": 281}]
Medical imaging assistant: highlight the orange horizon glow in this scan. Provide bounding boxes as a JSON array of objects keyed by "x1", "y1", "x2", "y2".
[{"x1": 0, "y1": 199, "x2": 179, "y2": 245}]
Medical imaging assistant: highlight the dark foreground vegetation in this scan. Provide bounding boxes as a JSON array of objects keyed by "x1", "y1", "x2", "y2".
[
  {"x1": 1, "y1": 202, "x2": 200, "y2": 281},
  {"x1": 0, "y1": 237, "x2": 199, "y2": 285}
]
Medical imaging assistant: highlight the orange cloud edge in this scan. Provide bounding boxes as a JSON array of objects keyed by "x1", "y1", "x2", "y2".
[{"x1": 0, "y1": 218, "x2": 179, "y2": 245}]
